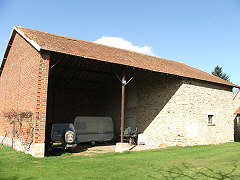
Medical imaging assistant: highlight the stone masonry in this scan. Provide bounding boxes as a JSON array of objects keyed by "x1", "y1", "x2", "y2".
[{"x1": 128, "y1": 75, "x2": 234, "y2": 147}]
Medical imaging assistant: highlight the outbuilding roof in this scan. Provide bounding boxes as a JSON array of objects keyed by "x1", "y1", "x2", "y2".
[{"x1": 1, "y1": 26, "x2": 238, "y2": 87}]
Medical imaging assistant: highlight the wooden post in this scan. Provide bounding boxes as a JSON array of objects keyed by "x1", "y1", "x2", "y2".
[{"x1": 120, "y1": 76, "x2": 126, "y2": 143}]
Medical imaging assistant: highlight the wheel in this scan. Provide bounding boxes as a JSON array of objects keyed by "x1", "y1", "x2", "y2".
[
  {"x1": 65, "y1": 131, "x2": 76, "y2": 144},
  {"x1": 91, "y1": 141, "x2": 95, "y2": 146}
]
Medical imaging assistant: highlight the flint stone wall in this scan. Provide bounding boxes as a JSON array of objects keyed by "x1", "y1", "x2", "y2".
[{"x1": 126, "y1": 75, "x2": 234, "y2": 147}]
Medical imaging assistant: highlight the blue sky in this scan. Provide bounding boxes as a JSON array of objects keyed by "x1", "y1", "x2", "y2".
[{"x1": 0, "y1": 0, "x2": 239, "y2": 85}]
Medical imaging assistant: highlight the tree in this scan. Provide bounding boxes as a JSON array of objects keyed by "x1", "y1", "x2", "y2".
[{"x1": 211, "y1": 65, "x2": 230, "y2": 82}]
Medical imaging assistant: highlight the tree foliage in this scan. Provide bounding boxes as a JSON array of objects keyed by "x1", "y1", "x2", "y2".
[{"x1": 211, "y1": 65, "x2": 230, "y2": 82}]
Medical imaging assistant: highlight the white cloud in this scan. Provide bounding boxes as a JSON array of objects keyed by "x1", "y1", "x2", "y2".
[{"x1": 94, "y1": 36, "x2": 154, "y2": 55}]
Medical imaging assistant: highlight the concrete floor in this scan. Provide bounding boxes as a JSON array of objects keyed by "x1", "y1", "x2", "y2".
[{"x1": 71, "y1": 143, "x2": 160, "y2": 156}]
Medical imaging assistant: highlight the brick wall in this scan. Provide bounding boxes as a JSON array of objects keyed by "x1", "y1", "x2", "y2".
[
  {"x1": 46, "y1": 88, "x2": 101, "y2": 124},
  {"x1": 0, "y1": 32, "x2": 49, "y2": 156},
  {"x1": 34, "y1": 52, "x2": 50, "y2": 144}
]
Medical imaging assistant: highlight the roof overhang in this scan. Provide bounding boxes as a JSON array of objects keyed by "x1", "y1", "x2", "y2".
[
  {"x1": 0, "y1": 26, "x2": 41, "y2": 76},
  {"x1": 13, "y1": 26, "x2": 41, "y2": 51}
]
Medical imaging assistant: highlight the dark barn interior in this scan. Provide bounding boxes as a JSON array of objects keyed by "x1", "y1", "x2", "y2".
[{"x1": 45, "y1": 51, "x2": 143, "y2": 146}]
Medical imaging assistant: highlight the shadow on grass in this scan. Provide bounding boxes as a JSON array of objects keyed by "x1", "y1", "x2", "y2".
[
  {"x1": 0, "y1": 177, "x2": 18, "y2": 180},
  {"x1": 150, "y1": 163, "x2": 239, "y2": 180},
  {"x1": 45, "y1": 148, "x2": 67, "y2": 157},
  {"x1": 0, "y1": 176, "x2": 37, "y2": 180}
]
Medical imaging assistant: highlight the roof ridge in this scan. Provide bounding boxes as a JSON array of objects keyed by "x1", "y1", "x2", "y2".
[{"x1": 15, "y1": 26, "x2": 186, "y2": 64}]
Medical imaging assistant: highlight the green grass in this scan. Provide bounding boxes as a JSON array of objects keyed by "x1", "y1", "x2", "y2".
[{"x1": 1, "y1": 143, "x2": 240, "y2": 179}]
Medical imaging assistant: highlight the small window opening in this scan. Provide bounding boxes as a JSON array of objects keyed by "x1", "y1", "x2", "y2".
[{"x1": 208, "y1": 115, "x2": 215, "y2": 126}]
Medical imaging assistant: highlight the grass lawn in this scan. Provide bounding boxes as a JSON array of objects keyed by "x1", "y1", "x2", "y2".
[{"x1": 1, "y1": 143, "x2": 240, "y2": 179}]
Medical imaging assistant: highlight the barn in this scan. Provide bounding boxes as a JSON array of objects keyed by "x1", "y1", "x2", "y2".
[{"x1": 0, "y1": 26, "x2": 238, "y2": 157}]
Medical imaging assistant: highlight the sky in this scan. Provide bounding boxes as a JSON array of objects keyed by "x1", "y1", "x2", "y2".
[{"x1": 0, "y1": 0, "x2": 240, "y2": 86}]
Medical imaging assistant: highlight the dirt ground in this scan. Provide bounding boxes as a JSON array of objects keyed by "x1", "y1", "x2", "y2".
[{"x1": 71, "y1": 143, "x2": 160, "y2": 156}]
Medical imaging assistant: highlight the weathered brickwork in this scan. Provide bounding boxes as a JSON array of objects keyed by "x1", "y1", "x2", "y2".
[
  {"x1": 47, "y1": 88, "x2": 100, "y2": 124},
  {"x1": 133, "y1": 76, "x2": 234, "y2": 147},
  {"x1": 0, "y1": 33, "x2": 49, "y2": 157},
  {"x1": 34, "y1": 52, "x2": 50, "y2": 145}
]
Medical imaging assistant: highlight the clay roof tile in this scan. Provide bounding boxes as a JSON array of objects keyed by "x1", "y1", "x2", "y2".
[{"x1": 10, "y1": 26, "x2": 238, "y2": 87}]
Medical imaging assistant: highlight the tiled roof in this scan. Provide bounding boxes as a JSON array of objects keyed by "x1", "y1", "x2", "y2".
[
  {"x1": 235, "y1": 106, "x2": 240, "y2": 114},
  {"x1": 3, "y1": 26, "x2": 238, "y2": 87}
]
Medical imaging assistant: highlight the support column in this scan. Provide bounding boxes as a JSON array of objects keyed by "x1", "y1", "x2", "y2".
[
  {"x1": 120, "y1": 76, "x2": 126, "y2": 143},
  {"x1": 32, "y1": 52, "x2": 50, "y2": 157}
]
